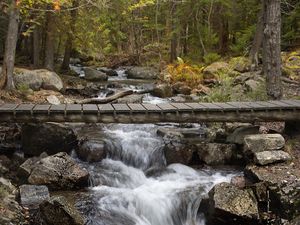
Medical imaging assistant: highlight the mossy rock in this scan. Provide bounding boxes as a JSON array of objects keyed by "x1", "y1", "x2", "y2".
[{"x1": 229, "y1": 57, "x2": 251, "y2": 73}]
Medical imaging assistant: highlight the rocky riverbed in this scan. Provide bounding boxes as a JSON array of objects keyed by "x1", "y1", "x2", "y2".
[{"x1": 0, "y1": 62, "x2": 300, "y2": 225}]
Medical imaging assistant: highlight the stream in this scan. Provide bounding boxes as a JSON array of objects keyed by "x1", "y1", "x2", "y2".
[{"x1": 69, "y1": 65, "x2": 240, "y2": 225}]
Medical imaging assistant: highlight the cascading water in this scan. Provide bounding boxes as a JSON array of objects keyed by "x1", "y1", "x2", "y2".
[{"x1": 76, "y1": 124, "x2": 239, "y2": 225}]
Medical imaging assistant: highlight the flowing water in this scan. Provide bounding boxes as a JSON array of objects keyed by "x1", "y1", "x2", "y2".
[{"x1": 75, "y1": 124, "x2": 239, "y2": 225}]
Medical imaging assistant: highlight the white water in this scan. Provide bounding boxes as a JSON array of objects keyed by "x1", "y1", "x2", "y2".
[{"x1": 81, "y1": 124, "x2": 238, "y2": 225}]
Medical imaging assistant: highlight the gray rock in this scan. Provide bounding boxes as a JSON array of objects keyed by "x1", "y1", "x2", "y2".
[
  {"x1": 203, "y1": 62, "x2": 229, "y2": 76},
  {"x1": 19, "y1": 185, "x2": 50, "y2": 209},
  {"x1": 21, "y1": 123, "x2": 77, "y2": 156},
  {"x1": 0, "y1": 178, "x2": 25, "y2": 225},
  {"x1": 117, "y1": 94, "x2": 143, "y2": 103},
  {"x1": 76, "y1": 139, "x2": 107, "y2": 162},
  {"x1": 227, "y1": 125, "x2": 260, "y2": 144},
  {"x1": 207, "y1": 182, "x2": 258, "y2": 224},
  {"x1": 245, "y1": 79, "x2": 259, "y2": 91},
  {"x1": 197, "y1": 143, "x2": 236, "y2": 165},
  {"x1": 28, "y1": 152, "x2": 89, "y2": 190},
  {"x1": 245, "y1": 164, "x2": 300, "y2": 219},
  {"x1": 14, "y1": 68, "x2": 43, "y2": 91},
  {"x1": 84, "y1": 67, "x2": 108, "y2": 81},
  {"x1": 46, "y1": 95, "x2": 61, "y2": 105},
  {"x1": 254, "y1": 150, "x2": 292, "y2": 165},
  {"x1": 244, "y1": 134, "x2": 285, "y2": 154},
  {"x1": 126, "y1": 67, "x2": 158, "y2": 79},
  {"x1": 14, "y1": 68, "x2": 63, "y2": 91},
  {"x1": 151, "y1": 84, "x2": 173, "y2": 98},
  {"x1": 18, "y1": 153, "x2": 48, "y2": 181},
  {"x1": 40, "y1": 196, "x2": 85, "y2": 225}
]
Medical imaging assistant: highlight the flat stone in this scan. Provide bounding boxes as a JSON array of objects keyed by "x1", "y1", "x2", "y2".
[
  {"x1": 244, "y1": 134, "x2": 285, "y2": 154},
  {"x1": 19, "y1": 185, "x2": 50, "y2": 209},
  {"x1": 254, "y1": 150, "x2": 292, "y2": 166}
]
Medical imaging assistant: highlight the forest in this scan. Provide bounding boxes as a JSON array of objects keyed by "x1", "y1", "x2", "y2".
[{"x1": 0, "y1": 0, "x2": 299, "y2": 97}]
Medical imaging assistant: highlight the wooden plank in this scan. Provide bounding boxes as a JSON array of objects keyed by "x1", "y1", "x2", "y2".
[
  {"x1": 256, "y1": 101, "x2": 280, "y2": 109},
  {"x1": 83, "y1": 104, "x2": 99, "y2": 113},
  {"x1": 50, "y1": 104, "x2": 66, "y2": 113},
  {"x1": 280, "y1": 100, "x2": 300, "y2": 108},
  {"x1": 226, "y1": 102, "x2": 253, "y2": 110},
  {"x1": 15, "y1": 104, "x2": 35, "y2": 112},
  {"x1": 170, "y1": 103, "x2": 193, "y2": 111},
  {"x1": 198, "y1": 103, "x2": 222, "y2": 111},
  {"x1": 157, "y1": 103, "x2": 177, "y2": 112},
  {"x1": 0, "y1": 104, "x2": 19, "y2": 112},
  {"x1": 142, "y1": 104, "x2": 162, "y2": 112},
  {"x1": 33, "y1": 105, "x2": 51, "y2": 113},
  {"x1": 128, "y1": 104, "x2": 146, "y2": 112},
  {"x1": 244, "y1": 102, "x2": 268, "y2": 110},
  {"x1": 184, "y1": 103, "x2": 207, "y2": 110},
  {"x1": 268, "y1": 101, "x2": 296, "y2": 108},
  {"x1": 113, "y1": 104, "x2": 131, "y2": 112},
  {"x1": 98, "y1": 104, "x2": 114, "y2": 113},
  {"x1": 212, "y1": 102, "x2": 237, "y2": 110},
  {"x1": 66, "y1": 104, "x2": 82, "y2": 113}
]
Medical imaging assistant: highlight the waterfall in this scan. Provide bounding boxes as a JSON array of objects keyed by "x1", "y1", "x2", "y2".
[{"x1": 78, "y1": 124, "x2": 238, "y2": 225}]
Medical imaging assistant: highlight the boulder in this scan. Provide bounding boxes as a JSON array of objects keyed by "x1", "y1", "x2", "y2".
[
  {"x1": 229, "y1": 57, "x2": 251, "y2": 73},
  {"x1": 245, "y1": 164, "x2": 300, "y2": 219},
  {"x1": 84, "y1": 67, "x2": 108, "y2": 81},
  {"x1": 161, "y1": 130, "x2": 195, "y2": 165},
  {"x1": 227, "y1": 125, "x2": 260, "y2": 145},
  {"x1": 203, "y1": 62, "x2": 229, "y2": 77},
  {"x1": 126, "y1": 67, "x2": 158, "y2": 79},
  {"x1": 18, "y1": 153, "x2": 48, "y2": 181},
  {"x1": 207, "y1": 182, "x2": 258, "y2": 225},
  {"x1": 254, "y1": 150, "x2": 292, "y2": 166},
  {"x1": 40, "y1": 196, "x2": 85, "y2": 225},
  {"x1": 14, "y1": 68, "x2": 42, "y2": 91},
  {"x1": 243, "y1": 134, "x2": 285, "y2": 154},
  {"x1": 21, "y1": 123, "x2": 77, "y2": 156},
  {"x1": 28, "y1": 152, "x2": 89, "y2": 190},
  {"x1": 36, "y1": 69, "x2": 64, "y2": 91},
  {"x1": 151, "y1": 84, "x2": 173, "y2": 98},
  {"x1": 0, "y1": 178, "x2": 25, "y2": 225},
  {"x1": 19, "y1": 185, "x2": 50, "y2": 209},
  {"x1": 14, "y1": 68, "x2": 63, "y2": 91},
  {"x1": 196, "y1": 143, "x2": 236, "y2": 165},
  {"x1": 76, "y1": 139, "x2": 107, "y2": 162}
]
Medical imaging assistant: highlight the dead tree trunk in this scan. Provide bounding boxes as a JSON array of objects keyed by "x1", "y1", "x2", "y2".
[
  {"x1": 170, "y1": 1, "x2": 177, "y2": 63},
  {"x1": 0, "y1": 0, "x2": 19, "y2": 90},
  {"x1": 263, "y1": 0, "x2": 282, "y2": 100}
]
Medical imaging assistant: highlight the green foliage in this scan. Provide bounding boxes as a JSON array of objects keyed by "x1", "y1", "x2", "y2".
[{"x1": 203, "y1": 53, "x2": 221, "y2": 65}]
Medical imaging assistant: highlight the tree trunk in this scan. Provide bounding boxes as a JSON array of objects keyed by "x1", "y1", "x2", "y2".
[
  {"x1": 263, "y1": 0, "x2": 282, "y2": 99},
  {"x1": 0, "y1": 0, "x2": 19, "y2": 90},
  {"x1": 61, "y1": 0, "x2": 79, "y2": 72},
  {"x1": 44, "y1": 11, "x2": 55, "y2": 71},
  {"x1": 249, "y1": 5, "x2": 264, "y2": 70},
  {"x1": 33, "y1": 26, "x2": 40, "y2": 68},
  {"x1": 170, "y1": 2, "x2": 177, "y2": 63}
]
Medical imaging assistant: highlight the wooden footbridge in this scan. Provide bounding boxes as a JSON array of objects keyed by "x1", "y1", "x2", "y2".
[{"x1": 0, "y1": 100, "x2": 300, "y2": 123}]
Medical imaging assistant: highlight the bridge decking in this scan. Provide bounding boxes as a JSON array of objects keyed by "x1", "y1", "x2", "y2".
[{"x1": 0, "y1": 100, "x2": 300, "y2": 123}]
